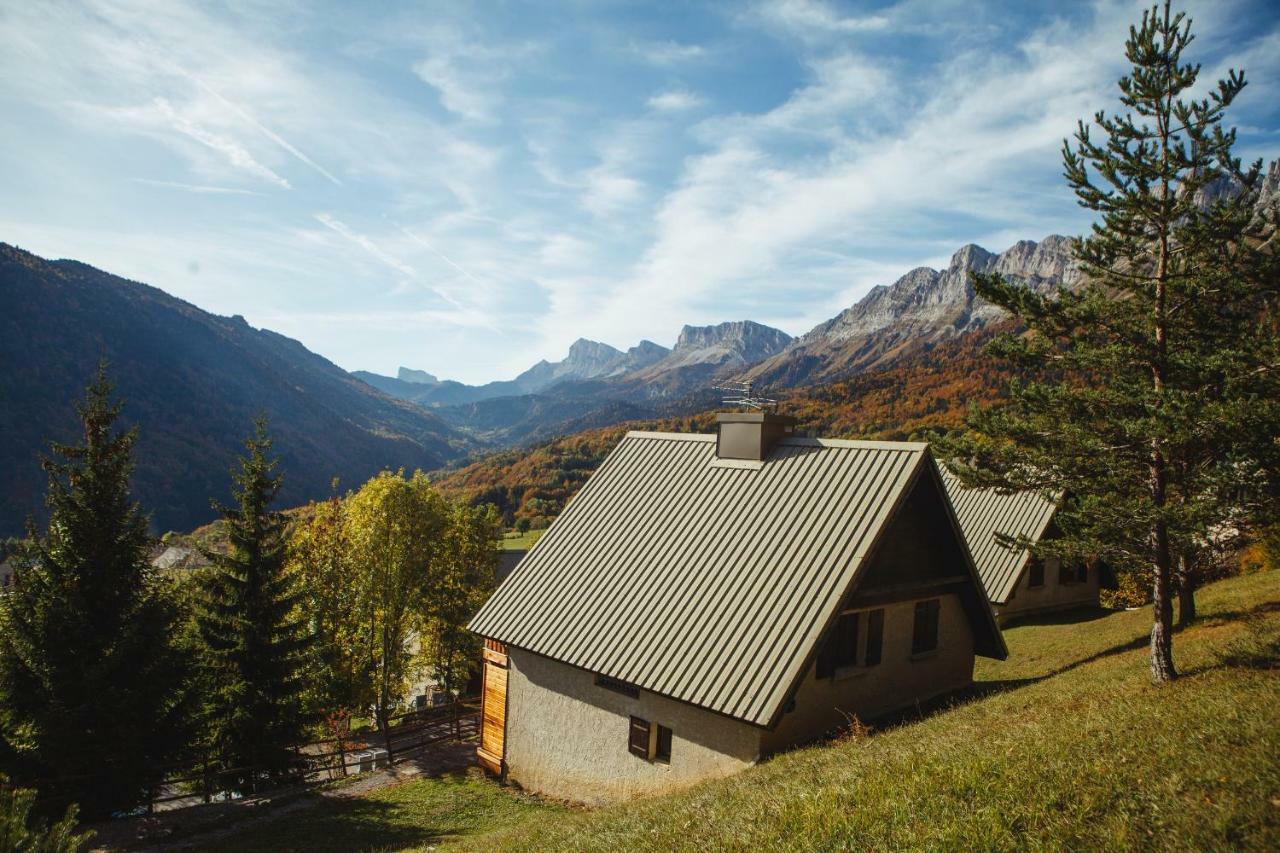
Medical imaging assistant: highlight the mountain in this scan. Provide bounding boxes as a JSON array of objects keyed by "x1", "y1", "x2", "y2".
[
  {"x1": 434, "y1": 324, "x2": 1011, "y2": 527},
  {"x1": 744, "y1": 235, "x2": 1079, "y2": 387},
  {"x1": 0, "y1": 243, "x2": 476, "y2": 537},
  {"x1": 617, "y1": 320, "x2": 794, "y2": 399},
  {"x1": 398, "y1": 367, "x2": 439, "y2": 384},
  {"x1": 354, "y1": 337, "x2": 672, "y2": 409}
]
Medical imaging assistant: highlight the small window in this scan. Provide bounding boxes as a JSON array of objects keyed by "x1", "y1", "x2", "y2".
[
  {"x1": 911, "y1": 599, "x2": 940, "y2": 656},
  {"x1": 1059, "y1": 561, "x2": 1087, "y2": 585},
  {"x1": 816, "y1": 612, "x2": 859, "y2": 677},
  {"x1": 596, "y1": 674, "x2": 639, "y2": 698},
  {"x1": 1028, "y1": 558, "x2": 1045, "y2": 588},
  {"x1": 628, "y1": 716, "x2": 650, "y2": 758},
  {"x1": 655, "y1": 725, "x2": 672, "y2": 762},
  {"x1": 864, "y1": 608, "x2": 884, "y2": 667}
]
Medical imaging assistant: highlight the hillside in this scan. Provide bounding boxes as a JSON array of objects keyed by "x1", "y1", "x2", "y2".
[
  {"x1": 433, "y1": 326, "x2": 1011, "y2": 526},
  {"x1": 0, "y1": 244, "x2": 476, "y2": 536},
  {"x1": 175, "y1": 568, "x2": 1280, "y2": 851}
]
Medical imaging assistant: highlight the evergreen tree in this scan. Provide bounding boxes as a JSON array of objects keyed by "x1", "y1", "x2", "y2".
[
  {"x1": 0, "y1": 776, "x2": 92, "y2": 853},
  {"x1": 940, "y1": 3, "x2": 1280, "y2": 681},
  {"x1": 0, "y1": 366, "x2": 190, "y2": 818},
  {"x1": 195, "y1": 419, "x2": 311, "y2": 793}
]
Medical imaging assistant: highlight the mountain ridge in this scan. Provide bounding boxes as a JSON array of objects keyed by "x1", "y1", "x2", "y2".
[{"x1": 0, "y1": 243, "x2": 476, "y2": 536}]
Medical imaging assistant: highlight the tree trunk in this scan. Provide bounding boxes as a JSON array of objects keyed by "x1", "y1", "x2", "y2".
[
  {"x1": 1150, "y1": 522, "x2": 1178, "y2": 682},
  {"x1": 1177, "y1": 551, "x2": 1197, "y2": 625}
]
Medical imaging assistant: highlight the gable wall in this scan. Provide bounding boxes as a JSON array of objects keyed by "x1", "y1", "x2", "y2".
[
  {"x1": 503, "y1": 648, "x2": 763, "y2": 804},
  {"x1": 761, "y1": 592, "x2": 975, "y2": 753}
]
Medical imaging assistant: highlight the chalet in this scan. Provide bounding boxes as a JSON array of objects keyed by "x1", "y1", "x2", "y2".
[
  {"x1": 940, "y1": 469, "x2": 1101, "y2": 624},
  {"x1": 468, "y1": 413, "x2": 1007, "y2": 803}
]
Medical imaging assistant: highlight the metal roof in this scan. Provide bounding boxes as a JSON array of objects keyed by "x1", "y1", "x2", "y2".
[
  {"x1": 938, "y1": 466, "x2": 1059, "y2": 605},
  {"x1": 469, "y1": 431, "x2": 994, "y2": 727}
]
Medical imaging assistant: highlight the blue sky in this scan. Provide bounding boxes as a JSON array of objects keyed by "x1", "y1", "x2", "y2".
[{"x1": 2, "y1": 0, "x2": 1278, "y2": 384}]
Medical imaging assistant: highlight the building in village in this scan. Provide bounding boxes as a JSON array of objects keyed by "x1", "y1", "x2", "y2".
[
  {"x1": 939, "y1": 469, "x2": 1102, "y2": 624},
  {"x1": 468, "y1": 412, "x2": 1007, "y2": 803}
]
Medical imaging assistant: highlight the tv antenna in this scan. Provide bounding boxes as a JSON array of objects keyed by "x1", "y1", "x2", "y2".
[{"x1": 714, "y1": 379, "x2": 777, "y2": 412}]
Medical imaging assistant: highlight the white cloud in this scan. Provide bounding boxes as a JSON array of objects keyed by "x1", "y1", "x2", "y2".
[
  {"x1": 149, "y1": 97, "x2": 292, "y2": 188},
  {"x1": 414, "y1": 54, "x2": 499, "y2": 122},
  {"x1": 648, "y1": 89, "x2": 705, "y2": 111},
  {"x1": 133, "y1": 178, "x2": 261, "y2": 195},
  {"x1": 630, "y1": 39, "x2": 708, "y2": 65},
  {"x1": 751, "y1": 0, "x2": 891, "y2": 40},
  {"x1": 314, "y1": 213, "x2": 416, "y2": 278}
]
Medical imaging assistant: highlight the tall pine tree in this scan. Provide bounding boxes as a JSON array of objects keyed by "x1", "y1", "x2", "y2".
[
  {"x1": 0, "y1": 366, "x2": 189, "y2": 819},
  {"x1": 940, "y1": 3, "x2": 1280, "y2": 681},
  {"x1": 196, "y1": 419, "x2": 310, "y2": 793}
]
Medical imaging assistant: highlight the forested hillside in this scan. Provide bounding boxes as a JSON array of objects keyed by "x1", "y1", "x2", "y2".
[{"x1": 0, "y1": 244, "x2": 475, "y2": 535}]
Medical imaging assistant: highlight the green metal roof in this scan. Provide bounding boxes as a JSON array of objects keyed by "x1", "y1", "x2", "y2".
[
  {"x1": 939, "y1": 466, "x2": 1059, "y2": 605},
  {"x1": 470, "y1": 431, "x2": 999, "y2": 727}
]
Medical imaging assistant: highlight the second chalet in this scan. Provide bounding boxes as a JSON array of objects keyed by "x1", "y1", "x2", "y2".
[
  {"x1": 940, "y1": 469, "x2": 1104, "y2": 624},
  {"x1": 468, "y1": 412, "x2": 1007, "y2": 802}
]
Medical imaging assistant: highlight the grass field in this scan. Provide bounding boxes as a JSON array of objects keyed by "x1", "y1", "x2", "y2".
[
  {"x1": 191, "y1": 569, "x2": 1280, "y2": 852},
  {"x1": 498, "y1": 530, "x2": 544, "y2": 551}
]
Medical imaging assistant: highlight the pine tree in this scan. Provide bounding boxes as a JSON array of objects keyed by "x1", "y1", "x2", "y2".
[
  {"x1": 195, "y1": 419, "x2": 311, "y2": 793},
  {"x1": 0, "y1": 366, "x2": 190, "y2": 819},
  {"x1": 939, "y1": 3, "x2": 1280, "y2": 682}
]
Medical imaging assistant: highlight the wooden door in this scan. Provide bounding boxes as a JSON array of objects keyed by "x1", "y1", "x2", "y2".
[{"x1": 478, "y1": 657, "x2": 508, "y2": 774}]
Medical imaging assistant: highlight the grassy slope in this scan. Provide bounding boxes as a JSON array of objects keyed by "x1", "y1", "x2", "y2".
[
  {"x1": 191, "y1": 570, "x2": 1279, "y2": 852},
  {"x1": 466, "y1": 569, "x2": 1280, "y2": 851}
]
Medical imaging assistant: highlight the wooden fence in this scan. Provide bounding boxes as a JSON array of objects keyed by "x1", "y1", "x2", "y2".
[{"x1": 145, "y1": 698, "x2": 480, "y2": 812}]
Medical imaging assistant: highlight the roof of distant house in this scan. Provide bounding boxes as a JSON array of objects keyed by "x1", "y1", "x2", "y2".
[
  {"x1": 470, "y1": 430, "x2": 1004, "y2": 727},
  {"x1": 939, "y1": 466, "x2": 1059, "y2": 605}
]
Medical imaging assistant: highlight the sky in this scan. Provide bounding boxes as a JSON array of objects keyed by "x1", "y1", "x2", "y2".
[{"x1": 2, "y1": 1, "x2": 1279, "y2": 385}]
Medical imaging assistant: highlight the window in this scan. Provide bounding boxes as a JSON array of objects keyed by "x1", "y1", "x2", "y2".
[
  {"x1": 628, "y1": 716, "x2": 672, "y2": 762},
  {"x1": 655, "y1": 724, "x2": 672, "y2": 762},
  {"x1": 596, "y1": 674, "x2": 639, "y2": 698},
  {"x1": 864, "y1": 608, "x2": 884, "y2": 667},
  {"x1": 911, "y1": 599, "x2": 940, "y2": 656},
  {"x1": 1028, "y1": 558, "x2": 1045, "y2": 588},
  {"x1": 1059, "y1": 563, "x2": 1087, "y2": 584},
  {"x1": 628, "y1": 716, "x2": 650, "y2": 758},
  {"x1": 818, "y1": 609, "x2": 882, "y2": 676},
  {"x1": 816, "y1": 612, "x2": 858, "y2": 677}
]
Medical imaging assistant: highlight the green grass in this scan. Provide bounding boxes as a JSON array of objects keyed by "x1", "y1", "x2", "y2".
[
  {"x1": 194, "y1": 570, "x2": 1280, "y2": 851},
  {"x1": 185, "y1": 774, "x2": 562, "y2": 852},
  {"x1": 499, "y1": 530, "x2": 544, "y2": 551}
]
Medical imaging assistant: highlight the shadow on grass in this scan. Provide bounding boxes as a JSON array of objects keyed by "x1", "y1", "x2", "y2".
[
  {"x1": 1001, "y1": 605, "x2": 1115, "y2": 629},
  {"x1": 183, "y1": 772, "x2": 492, "y2": 853}
]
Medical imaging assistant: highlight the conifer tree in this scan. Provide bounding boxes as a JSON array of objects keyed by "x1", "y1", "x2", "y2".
[
  {"x1": 0, "y1": 366, "x2": 189, "y2": 818},
  {"x1": 196, "y1": 419, "x2": 310, "y2": 793},
  {"x1": 940, "y1": 3, "x2": 1280, "y2": 681}
]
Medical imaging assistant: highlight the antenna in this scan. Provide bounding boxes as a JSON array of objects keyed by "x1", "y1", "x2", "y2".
[{"x1": 713, "y1": 379, "x2": 777, "y2": 412}]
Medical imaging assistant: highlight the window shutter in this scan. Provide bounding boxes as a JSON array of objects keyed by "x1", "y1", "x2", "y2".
[
  {"x1": 865, "y1": 608, "x2": 884, "y2": 666},
  {"x1": 1029, "y1": 558, "x2": 1045, "y2": 588},
  {"x1": 628, "y1": 716, "x2": 651, "y2": 758},
  {"x1": 912, "y1": 599, "x2": 940, "y2": 655}
]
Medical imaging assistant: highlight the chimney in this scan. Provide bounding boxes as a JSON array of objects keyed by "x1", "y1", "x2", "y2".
[{"x1": 715, "y1": 411, "x2": 798, "y2": 461}]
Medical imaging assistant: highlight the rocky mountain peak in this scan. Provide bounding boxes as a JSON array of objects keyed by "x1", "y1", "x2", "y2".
[{"x1": 397, "y1": 367, "x2": 439, "y2": 385}]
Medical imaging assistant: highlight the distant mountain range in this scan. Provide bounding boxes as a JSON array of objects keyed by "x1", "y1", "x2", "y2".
[
  {"x1": 5, "y1": 158, "x2": 1273, "y2": 535},
  {"x1": 0, "y1": 244, "x2": 475, "y2": 537}
]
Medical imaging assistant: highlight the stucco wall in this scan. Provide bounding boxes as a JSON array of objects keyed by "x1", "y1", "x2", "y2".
[
  {"x1": 997, "y1": 557, "x2": 1100, "y2": 623},
  {"x1": 503, "y1": 649, "x2": 763, "y2": 804},
  {"x1": 763, "y1": 593, "x2": 975, "y2": 753}
]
